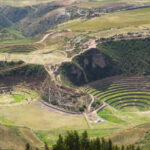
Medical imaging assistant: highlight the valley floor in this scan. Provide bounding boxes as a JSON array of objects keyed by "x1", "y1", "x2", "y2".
[{"x1": 0, "y1": 97, "x2": 150, "y2": 147}]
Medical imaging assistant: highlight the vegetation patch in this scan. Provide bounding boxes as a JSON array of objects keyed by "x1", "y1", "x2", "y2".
[{"x1": 98, "y1": 38, "x2": 150, "y2": 75}]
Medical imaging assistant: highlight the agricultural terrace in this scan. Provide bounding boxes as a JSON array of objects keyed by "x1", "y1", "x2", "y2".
[
  {"x1": 86, "y1": 76, "x2": 150, "y2": 111},
  {"x1": 0, "y1": 84, "x2": 38, "y2": 106}
]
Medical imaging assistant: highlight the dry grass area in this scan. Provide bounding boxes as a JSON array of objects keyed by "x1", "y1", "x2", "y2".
[
  {"x1": 110, "y1": 123, "x2": 150, "y2": 146},
  {"x1": 0, "y1": 51, "x2": 69, "y2": 65},
  {"x1": 72, "y1": 0, "x2": 150, "y2": 8},
  {"x1": 0, "y1": 102, "x2": 87, "y2": 130},
  {"x1": 88, "y1": 26, "x2": 148, "y2": 38},
  {"x1": 0, "y1": 124, "x2": 43, "y2": 150},
  {"x1": 59, "y1": 8, "x2": 150, "y2": 32}
]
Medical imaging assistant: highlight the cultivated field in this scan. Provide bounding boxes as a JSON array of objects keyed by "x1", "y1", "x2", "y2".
[
  {"x1": 86, "y1": 76, "x2": 150, "y2": 111},
  {"x1": 60, "y1": 8, "x2": 150, "y2": 32}
]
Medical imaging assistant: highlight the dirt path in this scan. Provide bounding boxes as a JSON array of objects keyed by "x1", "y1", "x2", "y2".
[
  {"x1": 88, "y1": 95, "x2": 95, "y2": 112},
  {"x1": 94, "y1": 102, "x2": 107, "y2": 113},
  {"x1": 36, "y1": 32, "x2": 55, "y2": 44},
  {"x1": 86, "y1": 102, "x2": 107, "y2": 122},
  {"x1": 83, "y1": 113, "x2": 92, "y2": 128},
  {"x1": 70, "y1": 39, "x2": 97, "y2": 60},
  {"x1": 69, "y1": 34, "x2": 150, "y2": 61}
]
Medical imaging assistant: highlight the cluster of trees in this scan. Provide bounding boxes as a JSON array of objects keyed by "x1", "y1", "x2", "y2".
[
  {"x1": 0, "y1": 64, "x2": 47, "y2": 78},
  {"x1": 52, "y1": 131, "x2": 141, "y2": 150},
  {"x1": 25, "y1": 131, "x2": 141, "y2": 150},
  {"x1": 0, "y1": 60, "x2": 23, "y2": 70},
  {"x1": 25, "y1": 143, "x2": 49, "y2": 150}
]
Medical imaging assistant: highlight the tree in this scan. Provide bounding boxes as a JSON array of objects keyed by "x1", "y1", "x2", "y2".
[
  {"x1": 136, "y1": 146, "x2": 140, "y2": 150},
  {"x1": 108, "y1": 139, "x2": 112, "y2": 150},
  {"x1": 121, "y1": 145, "x2": 125, "y2": 150},
  {"x1": 25, "y1": 143, "x2": 30, "y2": 150},
  {"x1": 101, "y1": 138, "x2": 106, "y2": 150},
  {"x1": 44, "y1": 142, "x2": 49, "y2": 150},
  {"x1": 81, "y1": 131, "x2": 89, "y2": 150},
  {"x1": 94, "y1": 137, "x2": 101, "y2": 150},
  {"x1": 74, "y1": 131, "x2": 80, "y2": 150},
  {"x1": 53, "y1": 135, "x2": 65, "y2": 150}
]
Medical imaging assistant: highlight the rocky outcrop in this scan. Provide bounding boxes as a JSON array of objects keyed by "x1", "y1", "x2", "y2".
[{"x1": 59, "y1": 48, "x2": 121, "y2": 85}]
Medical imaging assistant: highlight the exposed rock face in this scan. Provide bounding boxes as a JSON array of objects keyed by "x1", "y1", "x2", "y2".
[
  {"x1": 91, "y1": 53, "x2": 106, "y2": 68},
  {"x1": 59, "y1": 48, "x2": 121, "y2": 85},
  {"x1": 59, "y1": 62, "x2": 86, "y2": 85}
]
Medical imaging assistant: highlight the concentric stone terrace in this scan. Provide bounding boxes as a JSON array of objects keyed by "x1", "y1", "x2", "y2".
[
  {"x1": 0, "y1": 84, "x2": 38, "y2": 106},
  {"x1": 86, "y1": 76, "x2": 150, "y2": 111}
]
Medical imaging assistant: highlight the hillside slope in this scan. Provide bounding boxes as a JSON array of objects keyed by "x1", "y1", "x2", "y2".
[
  {"x1": 0, "y1": 124, "x2": 43, "y2": 150},
  {"x1": 59, "y1": 38, "x2": 150, "y2": 85}
]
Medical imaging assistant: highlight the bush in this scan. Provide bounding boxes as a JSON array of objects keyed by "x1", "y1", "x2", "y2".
[{"x1": 51, "y1": 100, "x2": 58, "y2": 106}]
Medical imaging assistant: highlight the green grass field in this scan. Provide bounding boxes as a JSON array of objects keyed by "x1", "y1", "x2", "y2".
[
  {"x1": 0, "y1": 99, "x2": 149, "y2": 147},
  {"x1": 0, "y1": 88, "x2": 38, "y2": 105},
  {"x1": 33, "y1": 105, "x2": 150, "y2": 147},
  {"x1": 59, "y1": 8, "x2": 150, "y2": 32}
]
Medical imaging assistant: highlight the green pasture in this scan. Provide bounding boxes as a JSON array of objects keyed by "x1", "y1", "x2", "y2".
[{"x1": 60, "y1": 8, "x2": 150, "y2": 32}]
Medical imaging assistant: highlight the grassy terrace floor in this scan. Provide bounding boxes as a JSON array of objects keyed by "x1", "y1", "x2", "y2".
[{"x1": 0, "y1": 86, "x2": 38, "y2": 106}]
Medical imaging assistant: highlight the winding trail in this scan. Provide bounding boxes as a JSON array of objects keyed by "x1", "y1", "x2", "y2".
[
  {"x1": 94, "y1": 102, "x2": 107, "y2": 113},
  {"x1": 70, "y1": 39, "x2": 97, "y2": 60},
  {"x1": 88, "y1": 95, "x2": 95, "y2": 112},
  {"x1": 36, "y1": 32, "x2": 55, "y2": 44},
  {"x1": 83, "y1": 113, "x2": 92, "y2": 128}
]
